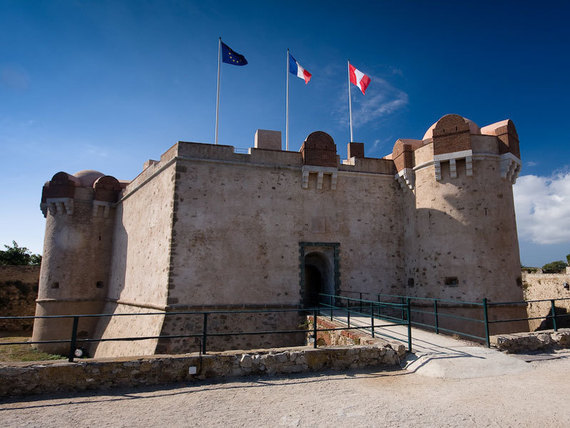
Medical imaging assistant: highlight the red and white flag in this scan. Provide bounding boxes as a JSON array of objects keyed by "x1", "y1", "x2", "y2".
[{"x1": 349, "y1": 63, "x2": 371, "y2": 95}]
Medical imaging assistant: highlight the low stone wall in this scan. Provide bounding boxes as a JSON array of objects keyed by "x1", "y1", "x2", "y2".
[
  {"x1": 0, "y1": 265, "x2": 40, "y2": 331},
  {"x1": 314, "y1": 317, "x2": 407, "y2": 356},
  {"x1": 522, "y1": 272, "x2": 570, "y2": 331},
  {"x1": 491, "y1": 328, "x2": 570, "y2": 353},
  {"x1": 0, "y1": 344, "x2": 403, "y2": 397}
]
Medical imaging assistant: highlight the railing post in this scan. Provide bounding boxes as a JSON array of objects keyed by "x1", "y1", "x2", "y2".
[
  {"x1": 370, "y1": 302, "x2": 375, "y2": 338},
  {"x1": 68, "y1": 316, "x2": 79, "y2": 363},
  {"x1": 330, "y1": 295, "x2": 334, "y2": 321},
  {"x1": 406, "y1": 298, "x2": 412, "y2": 352},
  {"x1": 359, "y1": 292, "x2": 363, "y2": 314},
  {"x1": 482, "y1": 298, "x2": 490, "y2": 348},
  {"x1": 434, "y1": 300, "x2": 439, "y2": 334},
  {"x1": 202, "y1": 313, "x2": 208, "y2": 354},
  {"x1": 313, "y1": 309, "x2": 318, "y2": 348},
  {"x1": 347, "y1": 306, "x2": 350, "y2": 329},
  {"x1": 550, "y1": 299, "x2": 558, "y2": 331},
  {"x1": 401, "y1": 297, "x2": 405, "y2": 321}
]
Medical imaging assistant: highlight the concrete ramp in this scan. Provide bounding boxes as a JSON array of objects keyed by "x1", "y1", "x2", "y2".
[{"x1": 329, "y1": 313, "x2": 530, "y2": 379}]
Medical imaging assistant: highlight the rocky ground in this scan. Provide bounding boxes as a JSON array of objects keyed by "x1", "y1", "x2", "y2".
[{"x1": 1, "y1": 351, "x2": 569, "y2": 427}]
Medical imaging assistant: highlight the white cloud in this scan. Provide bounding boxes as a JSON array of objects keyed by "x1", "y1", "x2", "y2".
[
  {"x1": 514, "y1": 171, "x2": 570, "y2": 244},
  {"x1": 335, "y1": 77, "x2": 408, "y2": 128},
  {"x1": 368, "y1": 136, "x2": 394, "y2": 156}
]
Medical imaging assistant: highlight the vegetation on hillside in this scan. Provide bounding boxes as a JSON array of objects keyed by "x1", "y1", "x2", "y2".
[
  {"x1": 523, "y1": 253, "x2": 570, "y2": 274},
  {"x1": 0, "y1": 241, "x2": 41, "y2": 266}
]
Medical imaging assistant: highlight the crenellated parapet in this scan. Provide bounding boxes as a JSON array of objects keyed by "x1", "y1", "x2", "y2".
[
  {"x1": 40, "y1": 170, "x2": 124, "y2": 218},
  {"x1": 390, "y1": 114, "x2": 522, "y2": 190}
]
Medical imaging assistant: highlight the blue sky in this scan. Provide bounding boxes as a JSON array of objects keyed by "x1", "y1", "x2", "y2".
[{"x1": 1, "y1": 0, "x2": 570, "y2": 267}]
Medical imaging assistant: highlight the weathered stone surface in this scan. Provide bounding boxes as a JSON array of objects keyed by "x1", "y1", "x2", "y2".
[
  {"x1": 0, "y1": 265, "x2": 40, "y2": 331},
  {"x1": 522, "y1": 272, "x2": 570, "y2": 331},
  {"x1": 491, "y1": 328, "x2": 570, "y2": 353},
  {"x1": 0, "y1": 344, "x2": 402, "y2": 398}
]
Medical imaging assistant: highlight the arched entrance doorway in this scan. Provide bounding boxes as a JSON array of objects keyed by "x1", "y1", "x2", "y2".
[{"x1": 303, "y1": 251, "x2": 335, "y2": 307}]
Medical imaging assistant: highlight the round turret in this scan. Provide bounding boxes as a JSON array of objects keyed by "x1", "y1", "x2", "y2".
[
  {"x1": 397, "y1": 115, "x2": 526, "y2": 334},
  {"x1": 33, "y1": 170, "x2": 123, "y2": 354}
]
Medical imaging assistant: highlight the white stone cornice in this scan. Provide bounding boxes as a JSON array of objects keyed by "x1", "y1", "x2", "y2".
[
  {"x1": 301, "y1": 165, "x2": 338, "y2": 190},
  {"x1": 45, "y1": 198, "x2": 74, "y2": 216},
  {"x1": 432, "y1": 150, "x2": 473, "y2": 181},
  {"x1": 93, "y1": 200, "x2": 113, "y2": 218},
  {"x1": 500, "y1": 153, "x2": 522, "y2": 184},
  {"x1": 395, "y1": 168, "x2": 414, "y2": 190}
]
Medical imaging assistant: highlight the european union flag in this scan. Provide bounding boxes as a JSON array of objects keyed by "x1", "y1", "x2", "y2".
[{"x1": 221, "y1": 41, "x2": 248, "y2": 66}]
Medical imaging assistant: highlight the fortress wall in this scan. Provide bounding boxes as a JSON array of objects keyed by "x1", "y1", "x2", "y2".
[
  {"x1": 176, "y1": 141, "x2": 241, "y2": 162},
  {"x1": 91, "y1": 302, "x2": 165, "y2": 358},
  {"x1": 249, "y1": 147, "x2": 303, "y2": 166},
  {"x1": 0, "y1": 265, "x2": 40, "y2": 331},
  {"x1": 156, "y1": 311, "x2": 306, "y2": 354},
  {"x1": 335, "y1": 172, "x2": 405, "y2": 294},
  {"x1": 166, "y1": 152, "x2": 404, "y2": 309},
  {"x1": 522, "y1": 272, "x2": 570, "y2": 330},
  {"x1": 339, "y1": 157, "x2": 395, "y2": 174},
  {"x1": 106, "y1": 163, "x2": 175, "y2": 307},
  {"x1": 91, "y1": 162, "x2": 176, "y2": 357},
  {"x1": 413, "y1": 141, "x2": 433, "y2": 165},
  {"x1": 471, "y1": 135, "x2": 500, "y2": 154}
]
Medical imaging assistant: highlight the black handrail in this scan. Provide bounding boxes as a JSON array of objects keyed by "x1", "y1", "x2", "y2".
[{"x1": 0, "y1": 301, "x2": 413, "y2": 361}]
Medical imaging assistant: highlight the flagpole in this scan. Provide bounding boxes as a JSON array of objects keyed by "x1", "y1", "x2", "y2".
[
  {"x1": 286, "y1": 48, "x2": 290, "y2": 151},
  {"x1": 215, "y1": 37, "x2": 222, "y2": 145},
  {"x1": 348, "y1": 60, "x2": 353, "y2": 142}
]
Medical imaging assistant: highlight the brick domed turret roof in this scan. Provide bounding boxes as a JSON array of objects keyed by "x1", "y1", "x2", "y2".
[
  {"x1": 73, "y1": 170, "x2": 105, "y2": 187},
  {"x1": 423, "y1": 115, "x2": 480, "y2": 140}
]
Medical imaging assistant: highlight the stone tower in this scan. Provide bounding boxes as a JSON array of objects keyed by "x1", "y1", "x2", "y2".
[
  {"x1": 32, "y1": 170, "x2": 123, "y2": 354},
  {"x1": 394, "y1": 114, "x2": 524, "y2": 333}
]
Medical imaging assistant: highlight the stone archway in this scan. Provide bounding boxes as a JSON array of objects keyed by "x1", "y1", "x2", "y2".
[
  {"x1": 304, "y1": 252, "x2": 330, "y2": 307},
  {"x1": 299, "y1": 242, "x2": 340, "y2": 308}
]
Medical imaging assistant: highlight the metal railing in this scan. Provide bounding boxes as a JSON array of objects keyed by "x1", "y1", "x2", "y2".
[
  {"x1": 318, "y1": 293, "x2": 412, "y2": 351},
  {"x1": 339, "y1": 290, "x2": 570, "y2": 347},
  {"x1": 0, "y1": 301, "x2": 413, "y2": 362},
  {"x1": 3, "y1": 292, "x2": 566, "y2": 362}
]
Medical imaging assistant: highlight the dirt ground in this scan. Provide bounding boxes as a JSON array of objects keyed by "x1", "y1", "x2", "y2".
[{"x1": 1, "y1": 352, "x2": 569, "y2": 427}]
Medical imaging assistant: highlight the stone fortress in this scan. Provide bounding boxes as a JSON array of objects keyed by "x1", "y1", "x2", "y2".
[{"x1": 33, "y1": 114, "x2": 526, "y2": 357}]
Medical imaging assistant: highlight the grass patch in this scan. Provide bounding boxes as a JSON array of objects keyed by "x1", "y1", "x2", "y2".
[{"x1": 0, "y1": 336, "x2": 65, "y2": 362}]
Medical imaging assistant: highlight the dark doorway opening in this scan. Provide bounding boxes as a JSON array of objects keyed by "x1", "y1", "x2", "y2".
[{"x1": 304, "y1": 252, "x2": 331, "y2": 307}]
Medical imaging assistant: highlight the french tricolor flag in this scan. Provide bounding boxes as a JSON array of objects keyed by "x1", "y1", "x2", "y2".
[{"x1": 289, "y1": 54, "x2": 312, "y2": 84}]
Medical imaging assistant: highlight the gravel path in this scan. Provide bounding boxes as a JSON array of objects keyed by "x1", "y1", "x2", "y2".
[{"x1": 1, "y1": 352, "x2": 569, "y2": 427}]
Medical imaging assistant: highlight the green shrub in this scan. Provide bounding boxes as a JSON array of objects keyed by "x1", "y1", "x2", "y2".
[
  {"x1": 0, "y1": 241, "x2": 41, "y2": 266},
  {"x1": 542, "y1": 260, "x2": 567, "y2": 274}
]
